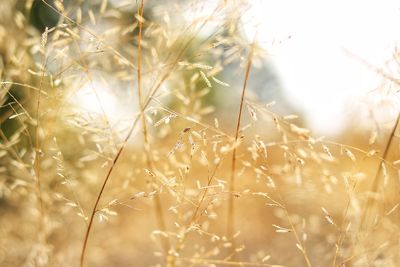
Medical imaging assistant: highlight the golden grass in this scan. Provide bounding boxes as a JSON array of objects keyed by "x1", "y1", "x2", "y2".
[{"x1": 0, "y1": 1, "x2": 399, "y2": 267}]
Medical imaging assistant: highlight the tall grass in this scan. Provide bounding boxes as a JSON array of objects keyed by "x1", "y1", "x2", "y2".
[
  {"x1": 227, "y1": 43, "x2": 253, "y2": 254},
  {"x1": 0, "y1": 1, "x2": 400, "y2": 267}
]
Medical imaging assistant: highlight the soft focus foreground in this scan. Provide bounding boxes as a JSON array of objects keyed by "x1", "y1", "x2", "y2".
[{"x1": 1, "y1": 1, "x2": 400, "y2": 267}]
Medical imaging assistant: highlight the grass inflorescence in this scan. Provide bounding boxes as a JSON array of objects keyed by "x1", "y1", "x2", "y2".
[{"x1": 0, "y1": 1, "x2": 399, "y2": 267}]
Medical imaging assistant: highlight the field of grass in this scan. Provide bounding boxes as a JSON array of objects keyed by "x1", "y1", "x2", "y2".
[{"x1": 0, "y1": 1, "x2": 399, "y2": 266}]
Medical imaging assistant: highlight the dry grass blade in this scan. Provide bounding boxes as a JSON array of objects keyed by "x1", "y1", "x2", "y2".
[
  {"x1": 360, "y1": 113, "x2": 400, "y2": 229},
  {"x1": 136, "y1": 0, "x2": 170, "y2": 255},
  {"x1": 227, "y1": 45, "x2": 253, "y2": 248},
  {"x1": 34, "y1": 28, "x2": 49, "y2": 225},
  {"x1": 79, "y1": 120, "x2": 138, "y2": 267}
]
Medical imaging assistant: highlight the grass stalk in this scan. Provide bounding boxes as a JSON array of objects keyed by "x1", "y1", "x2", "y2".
[
  {"x1": 227, "y1": 46, "x2": 253, "y2": 247},
  {"x1": 34, "y1": 29, "x2": 49, "y2": 226},
  {"x1": 360, "y1": 112, "x2": 400, "y2": 229},
  {"x1": 282, "y1": 206, "x2": 313, "y2": 267},
  {"x1": 135, "y1": 0, "x2": 170, "y2": 255}
]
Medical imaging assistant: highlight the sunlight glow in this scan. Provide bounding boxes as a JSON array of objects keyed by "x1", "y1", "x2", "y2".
[
  {"x1": 72, "y1": 72, "x2": 138, "y2": 136},
  {"x1": 244, "y1": 0, "x2": 400, "y2": 135}
]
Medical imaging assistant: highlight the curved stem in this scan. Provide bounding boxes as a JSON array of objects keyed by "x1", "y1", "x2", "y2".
[{"x1": 79, "y1": 123, "x2": 137, "y2": 267}]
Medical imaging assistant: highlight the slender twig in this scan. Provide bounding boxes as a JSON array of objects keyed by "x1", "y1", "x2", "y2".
[
  {"x1": 360, "y1": 112, "x2": 400, "y2": 229},
  {"x1": 269, "y1": 191, "x2": 313, "y2": 267},
  {"x1": 79, "y1": 120, "x2": 136, "y2": 267},
  {"x1": 0, "y1": 82, "x2": 48, "y2": 94},
  {"x1": 282, "y1": 205, "x2": 313, "y2": 267},
  {"x1": 342, "y1": 48, "x2": 400, "y2": 86},
  {"x1": 227, "y1": 46, "x2": 253, "y2": 248},
  {"x1": 332, "y1": 147, "x2": 373, "y2": 266},
  {"x1": 151, "y1": 98, "x2": 233, "y2": 139},
  {"x1": 332, "y1": 182, "x2": 356, "y2": 267},
  {"x1": 261, "y1": 139, "x2": 400, "y2": 174},
  {"x1": 135, "y1": 0, "x2": 170, "y2": 255}
]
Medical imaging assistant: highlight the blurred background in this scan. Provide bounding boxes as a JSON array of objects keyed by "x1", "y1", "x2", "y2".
[
  {"x1": 1, "y1": 0, "x2": 400, "y2": 266},
  {"x1": 244, "y1": 0, "x2": 400, "y2": 135}
]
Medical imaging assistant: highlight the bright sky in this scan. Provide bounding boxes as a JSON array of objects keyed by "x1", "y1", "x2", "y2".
[{"x1": 244, "y1": 0, "x2": 400, "y2": 135}]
